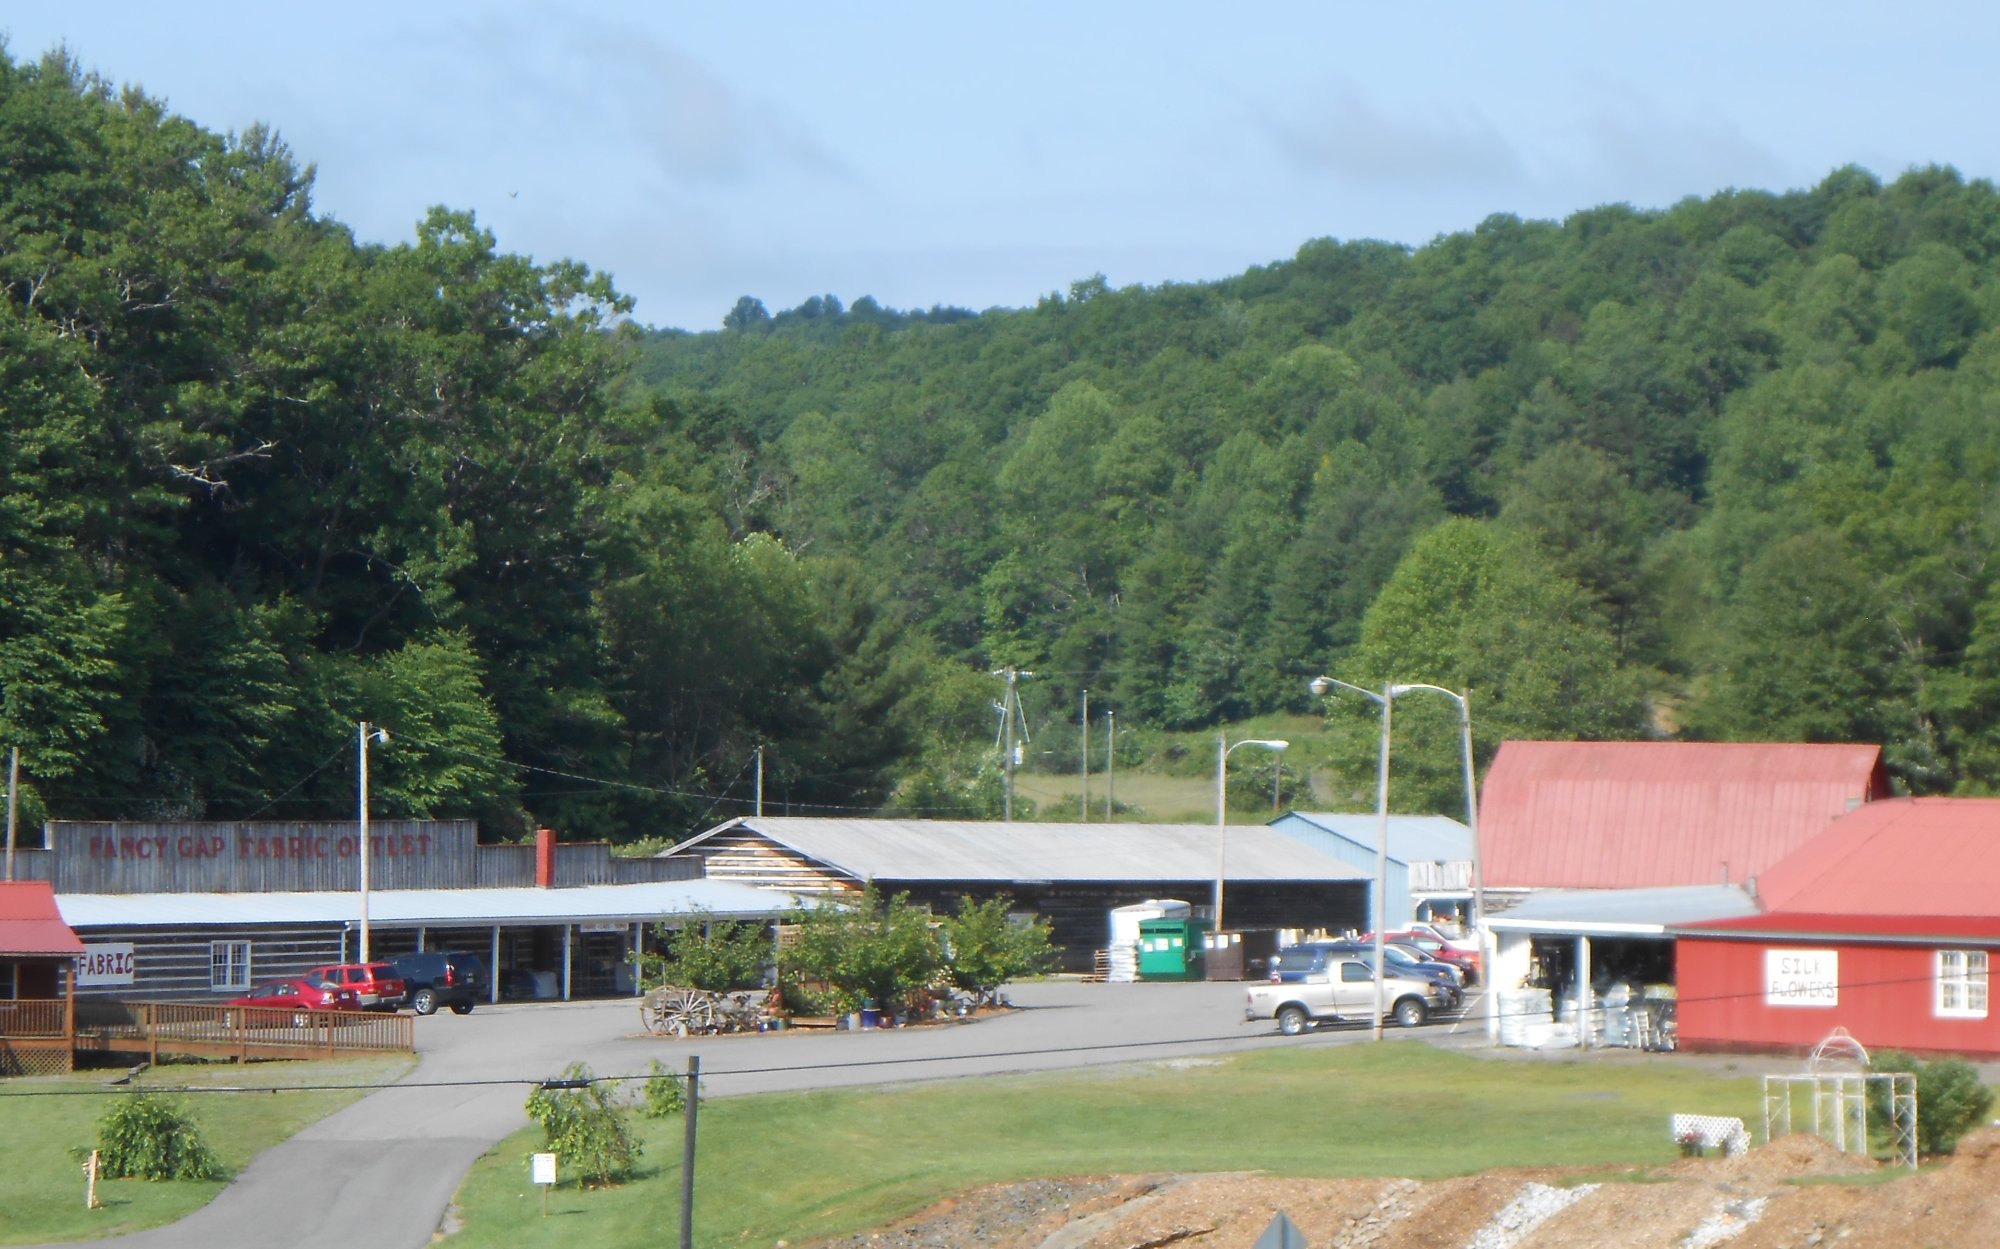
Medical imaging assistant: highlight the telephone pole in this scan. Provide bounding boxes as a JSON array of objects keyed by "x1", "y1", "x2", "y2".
[
  {"x1": 992, "y1": 667, "x2": 1031, "y2": 821},
  {"x1": 1079, "y1": 689, "x2": 1089, "y2": 823}
]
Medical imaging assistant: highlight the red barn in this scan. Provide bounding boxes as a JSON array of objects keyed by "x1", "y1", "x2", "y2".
[
  {"x1": 1676, "y1": 799, "x2": 2000, "y2": 1058},
  {"x1": 1479, "y1": 741, "x2": 1889, "y2": 892}
]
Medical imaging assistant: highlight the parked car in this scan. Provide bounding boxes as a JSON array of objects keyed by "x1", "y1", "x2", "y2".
[
  {"x1": 1269, "y1": 941, "x2": 1462, "y2": 1008},
  {"x1": 1368, "y1": 930, "x2": 1481, "y2": 983},
  {"x1": 1245, "y1": 953, "x2": 1449, "y2": 1034},
  {"x1": 1383, "y1": 942, "x2": 1467, "y2": 985},
  {"x1": 301, "y1": 961, "x2": 407, "y2": 1010},
  {"x1": 225, "y1": 978, "x2": 359, "y2": 1025},
  {"x1": 387, "y1": 950, "x2": 486, "y2": 1015}
]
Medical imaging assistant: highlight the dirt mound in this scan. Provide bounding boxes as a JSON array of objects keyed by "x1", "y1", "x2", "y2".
[{"x1": 802, "y1": 1129, "x2": 2000, "y2": 1249}]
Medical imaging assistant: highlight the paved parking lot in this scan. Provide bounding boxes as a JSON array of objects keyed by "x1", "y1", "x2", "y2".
[{"x1": 33, "y1": 978, "x2": 1491, "y2": 1249}]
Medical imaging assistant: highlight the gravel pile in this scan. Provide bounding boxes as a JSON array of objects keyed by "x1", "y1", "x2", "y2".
[{"x1": 1462, "y1": 1181, "x2": 1598, "y2": 1249}]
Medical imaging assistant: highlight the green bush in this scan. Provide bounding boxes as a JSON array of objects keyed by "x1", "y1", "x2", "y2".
[
  {"x1": 784, "y1": 885, "x2": 942, "y2": 1015},
  {"x1": 524, "y1": 1064, "x2": 641, "y2": 1187},
  {"x1": 636, "y1": 906, "x2": 771, "y2": 992},
  {"x1": 80, "y1": 1092, "x2": 224, "y2": 1181},
  {"x1": 1868, "y1": 1049, "x2": 1996, "y2": 1155},
  {"x1": 937, "y1": 894, "x2": 1057, "y2": 1003},
  {"x1": 640, "y1": 1059, "x2": 689, "y2": 1119}
]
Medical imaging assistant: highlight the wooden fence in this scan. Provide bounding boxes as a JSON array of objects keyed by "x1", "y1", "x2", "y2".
[{"x1": 2, "y1": 998, "x2": 414, "y2": 1074}]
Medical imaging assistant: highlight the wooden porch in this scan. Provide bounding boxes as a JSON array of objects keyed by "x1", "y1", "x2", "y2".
[{"x1": 2, "y1": 998, "x2": 414, "y2": 1075}]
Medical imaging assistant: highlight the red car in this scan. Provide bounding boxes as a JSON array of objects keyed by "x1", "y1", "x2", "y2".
[
  {"x1": 1368, "y1": 931, "x2": 1482, "y2": 984},
  {"x1": 225, "y1": 978, "x2": 360, "y2": 1025},
  {"x1": 302, "y1": 962, "x2": 407, "y2": 1010}
]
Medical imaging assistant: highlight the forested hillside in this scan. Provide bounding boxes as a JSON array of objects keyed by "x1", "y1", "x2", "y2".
[
  {"x1": 637, "y1": 166, "x2": 2000, "y2": 810},
  {"x1": 7, "y1": 46, "x2": 2000, "y2": 839}
]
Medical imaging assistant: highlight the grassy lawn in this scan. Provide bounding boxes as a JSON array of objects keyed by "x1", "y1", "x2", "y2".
[
  {"x1": 0, "y1": 1055, "x2": 413, "y2": 1246},
  {"x1": 449, "y1": 1043, "x2": 1763, "y2": 1249}
]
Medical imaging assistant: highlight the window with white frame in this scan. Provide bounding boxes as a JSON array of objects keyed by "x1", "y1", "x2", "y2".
[
  {"x1": 209, "y1": 940, "x2": 252, "y2": 991},
  {"x1": 1936, "y1": 949, "x2": 1988, "y2": 1018}
]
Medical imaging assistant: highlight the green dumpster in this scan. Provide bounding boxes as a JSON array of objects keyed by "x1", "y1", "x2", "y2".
[{"x1": 1136, "y1": 916, "x2": 1208, "y2": 981}]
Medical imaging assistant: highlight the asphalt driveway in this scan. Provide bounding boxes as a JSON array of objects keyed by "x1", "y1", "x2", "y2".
[{"x1": 31, "y1": 979, "x2": 1488, "y2": 1249}]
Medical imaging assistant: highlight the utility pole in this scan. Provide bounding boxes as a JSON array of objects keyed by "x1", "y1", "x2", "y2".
[
  {"x1": 992, "y1": 667, "x2": 1031, "y2": 821},
  {"x1": 1079, "y1": 689, "x2": 1089, "y2": 823},
  {"x1": 358, "y1": 722, "x2": 389, "y2": 962},
  {"x1": 4, "y1": 746, "x2": 17, "y2": 882},
  {"x1": 1104, "y1": 710, "x2": 1115, "y2": 821},
  {"x1": 754, "y1": 746, "x2": 764, "y2": 817}
]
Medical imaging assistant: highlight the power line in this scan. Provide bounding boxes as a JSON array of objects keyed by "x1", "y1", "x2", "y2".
[{"x1": 0, "y1": 968, "x2": 1966, "y2": 1100}]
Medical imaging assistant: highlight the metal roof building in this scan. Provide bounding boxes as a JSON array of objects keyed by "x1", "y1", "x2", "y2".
[
  {"x1": 664, "y1": 816, "x2": 1373, "y2": 970},
  {"x1": 1479, "y1": 741, "x2": 1890, "y2": 891},
  {"x1": 1752, "y1": 796, "x2": 2000, "y2": 916},
  {"x1": 1672, "y1": 798, "x2": 2000, "y2": 1057},
  {"x1": 1267, "y1": 812, "x2": 1474, "y2": 929}
]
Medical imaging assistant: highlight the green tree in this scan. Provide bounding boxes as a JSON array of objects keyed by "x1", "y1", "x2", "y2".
[
  {"x1": 640, "y1": 907, "x2": 771, "y2": 992},
  {"x1": 1324, "y1": 519, "x2": 1644, "y2": 811},
  {"x1": 523, "y1": 1064, "x2": 641, "y2": 1188},
  {"x1": 936, "y1": 894, "x2": 1057, "y2": 1003},
  {"x1": 783, "y1": 885, "x2": 943, "y2": 1015}
]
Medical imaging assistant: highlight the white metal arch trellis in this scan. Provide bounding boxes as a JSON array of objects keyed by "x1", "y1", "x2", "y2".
[{"x1": 1761, "y1": 1028, "x2": 1917, "y2": 1170}]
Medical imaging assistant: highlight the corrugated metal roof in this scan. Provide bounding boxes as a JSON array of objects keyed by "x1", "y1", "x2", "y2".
[
  {"x1": 1485, "y1": 884, "x2": 1759, "y2": 933},
  {"x1": 1276, "y1": 813, "x2": 1472, "y2": 863},
  {"x1": 1480, "y1": 741, "x2": 1888, "y2": 890},
  {"x1": 1753, "y1": 797, "x2": 2000, "y2": 917},
  {"x1": 55, "y1": 878, "x2": 795, "y2": 929},
  {"x1": 1675, "y1": 911, "x2": 2000, "y2": 944},
  {"x1": 0, "y1": 880, "x2": 85, "y2": 956},
  {"x1": 668, "y1": 818, "x2": 1370, "y2": 884}
]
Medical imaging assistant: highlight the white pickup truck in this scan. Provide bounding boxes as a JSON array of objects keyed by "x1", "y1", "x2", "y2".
[{"x1": 1244, "y1": 955, "x2": 1449, "y2": 1035}]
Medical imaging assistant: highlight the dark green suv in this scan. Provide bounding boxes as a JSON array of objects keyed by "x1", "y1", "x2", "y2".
[{"x1": 387, "y1": 950, "x2": 486, "y2": 1015}]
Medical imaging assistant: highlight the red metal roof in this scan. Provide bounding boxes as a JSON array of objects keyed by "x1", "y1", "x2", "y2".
[
  {"x1": 1677, "y1": 910, "x2": 2000, "y2": 942},
  {"x1": 0, "y1": 880, "x2": 86, "y2": 957},
  {"x1": 1479, "y1": 741, "x2": 1889, "y2": 890},
  {"x1": 1751, "y1": 797, "x2": 2000, "y2": 917}
]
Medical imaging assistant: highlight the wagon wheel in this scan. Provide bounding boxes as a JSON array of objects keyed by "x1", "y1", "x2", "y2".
[{"x1": 642, "y1": 986, "x2": 696, "y2": 1036}]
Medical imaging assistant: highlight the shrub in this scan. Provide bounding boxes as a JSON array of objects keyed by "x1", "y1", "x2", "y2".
[
  {"x1": 937, "y1": 894, "x2": 1057, "y2": 1003},
  {"x1": 783, "y1": 885, "x2": 942, "y2": 1015},
  {"x1": 82, "y1": 1092, "x2": 224, "y2": 1181},
  {"x1": 524, "y1": 1063, "x2": 641, "y2": 1187},
  {"x1": 1868, "y1": 1049, "x2": 1996, "y2": 1155},
  {"x1": 637, "y1": 906, "x2": 771, "y2": 992},
  {"x1": 640, "y1": 1059, "x2": 689, "y2": 1119}
]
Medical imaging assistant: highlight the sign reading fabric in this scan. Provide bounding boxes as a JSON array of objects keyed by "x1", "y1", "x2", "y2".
[
  {"x1": 77, "y1": 943, "x2": 137, "y2": 986},
  {"x1": 1765, "y1": 949, "x2": 1838, "y2": 1007}
]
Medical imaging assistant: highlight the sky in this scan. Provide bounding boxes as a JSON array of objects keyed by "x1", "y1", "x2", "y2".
[{"x1": 5, "y1": 4, "x2": 1997, "y2": 333}]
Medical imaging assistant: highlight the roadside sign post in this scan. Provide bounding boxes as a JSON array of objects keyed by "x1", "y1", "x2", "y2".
[
  {"x1": 83, "y1": 1149, "x2": 100, "y2": 1210},
  {"x1": 531, "y1": 1151, "x2": 557, "y2": 1216}
]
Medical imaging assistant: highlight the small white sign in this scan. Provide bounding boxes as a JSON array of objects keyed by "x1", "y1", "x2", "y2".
[
  {"x1": 77, "y1": 944, "x2": 137, "y2": 986},
  {"x1": 531, "y1": 1152, "x2": 557, "y2": 1186},
  {"x1": 1765, "y1": 948, "x2": 1838, "y2": 1007}
]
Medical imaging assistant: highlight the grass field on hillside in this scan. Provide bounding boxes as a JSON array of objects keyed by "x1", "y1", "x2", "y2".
[{"x1": 446, "y1": 1042, "x2": 1764, "y2": 1249}]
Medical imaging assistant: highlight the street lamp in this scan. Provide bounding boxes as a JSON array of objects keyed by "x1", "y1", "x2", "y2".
[
  {"x1": 1308, "y1": 676, "x2": 1395, "y2": 1040},
  {"x1": 1309, "y1": 675, "x2": 1486, "y2": 1042},
  {"x1": 1215, "y1": 735, "x2": 1289, "y2": 935},
  {"x1": 357, "y1": 721, "x2": 390, "y2": 962}
]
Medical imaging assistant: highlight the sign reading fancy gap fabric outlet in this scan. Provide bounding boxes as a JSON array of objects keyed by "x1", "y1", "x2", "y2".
[{"x1": 20, "y1": 820, "x2": 479, "y2": 894}]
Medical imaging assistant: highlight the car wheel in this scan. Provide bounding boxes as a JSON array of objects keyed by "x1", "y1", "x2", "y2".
[
  {"x1": 449, "y1": 999, "x2": 474, "y2": 1015},
  {"x1": 1277, "y1": 1005, "x2": 1311, "y2": 1036},
  {"x1": 1394, "y1": 997, "x2": 1428, "y2": 1028},
  {"x1": 411, "y1": 988, "x2": 438, "y2": 1016}
]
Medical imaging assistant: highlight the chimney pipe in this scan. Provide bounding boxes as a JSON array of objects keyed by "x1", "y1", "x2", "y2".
[{"x1": 535, "y1": 826, "x2": 556, "y2": 888}]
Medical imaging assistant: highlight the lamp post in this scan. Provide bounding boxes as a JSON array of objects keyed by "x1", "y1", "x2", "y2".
[
  {"x1": 357, "y1": 722, "x2": 389, "y2": 962},
  {"x1": 1308, "y1": 676, "x2": 1394, "y2": 1040},
  {"x1": 1373, "y1": 683, "x2": 1489, "y2": 1043},
  {"x1": 1215, "y1": 735, "x2": 1289, "y2": 935},
  {"x1": 1310, "y1": 675, "x2": 1486, "y2": 1042}
]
